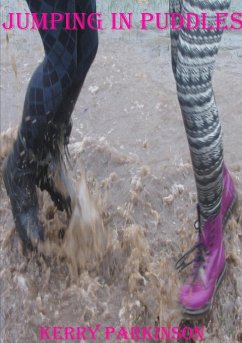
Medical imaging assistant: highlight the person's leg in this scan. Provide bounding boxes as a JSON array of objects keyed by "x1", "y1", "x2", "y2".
[
  {"x1": 170, "y1": 0, "x2": 237, "y2": 315},
  {"x1": 54, "y1": 0, "x2": 98, "y2": 128},
  {"x1": 22, "y1": 0, "x2": 98, "y2": 148},
  {"x1": 26, "y1": 0, "x2": 98, "y2": 212},
  {"x1": 172, "y1": 0, "x2": 231, "y2": 221},
  {"x1": 4, "y1": 0, "x2": 98, "y2": 249},
  {"x1": 169, "y1": 0, "x2": 182, "y2": 75}
]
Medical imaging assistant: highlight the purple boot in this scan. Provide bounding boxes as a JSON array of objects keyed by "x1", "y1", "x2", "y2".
[{"x1": 176, "y1": 165, "x2": 237, "y2": 316}]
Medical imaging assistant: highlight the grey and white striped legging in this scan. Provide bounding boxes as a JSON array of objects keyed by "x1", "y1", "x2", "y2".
[{"x1": 170, "y1": 0, "x2": 231, "y2": 221}]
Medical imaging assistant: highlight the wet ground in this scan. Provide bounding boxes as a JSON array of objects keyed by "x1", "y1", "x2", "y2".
[{"x1": 1, "y1": 1, "x2": 242, "y2": 342}]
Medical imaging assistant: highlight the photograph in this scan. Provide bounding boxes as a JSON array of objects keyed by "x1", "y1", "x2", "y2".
[{"x1": 0, "y1": 0, "x2": 242, "y2": 342}]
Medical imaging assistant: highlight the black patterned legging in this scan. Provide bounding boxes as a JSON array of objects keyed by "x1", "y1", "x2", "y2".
[
  {"x1": 170, "y1": 0, "x2": 231, "y2": 221},
  {"x1": 21, "y1": 0, "x2": 98, "y2": 159}
]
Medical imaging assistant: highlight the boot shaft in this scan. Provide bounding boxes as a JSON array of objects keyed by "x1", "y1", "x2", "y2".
[
  {"x1": 20, "y1": 111, "x2": 72, "y2": 162},
  {"x1": 221, "y1": 165, "x2": 237, "y2": 221}
]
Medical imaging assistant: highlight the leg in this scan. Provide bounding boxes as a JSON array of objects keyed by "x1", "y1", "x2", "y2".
[
  {"x1": 171, "y1": 0, "x2": 231, "y2": 221},
  {"x1": 24, "y1": 0, "x2": 98, "y2": 213},
  {"x1": 170, "y1": 0, "x2": 237, "y2": 315},
  {"x1": 169, "y1": 0, "x2": 182, "y2": 75},
  {"x1": 55, "y1": 0, "x2": 98, "y2": 127},
  {"x1": 4, "y1": 0, "x2": 98, "y2": 249},
  {"x1": 22, "y1": 0, "x2": 98, "y2": 154}
]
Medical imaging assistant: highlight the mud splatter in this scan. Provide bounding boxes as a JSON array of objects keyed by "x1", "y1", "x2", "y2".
[{"x1": 0, "y1": 129, "x2": 242, "y2": 343}]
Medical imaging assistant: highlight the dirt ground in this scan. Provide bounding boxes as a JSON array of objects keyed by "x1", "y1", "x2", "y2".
[{"x1": 1, "y1": 9, "x2": 242, "y2": 343}]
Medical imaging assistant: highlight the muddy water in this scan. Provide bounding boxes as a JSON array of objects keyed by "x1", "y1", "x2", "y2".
[
  {"x1": 1, "y1": 127, "x2": 242, "y2": 343},
  {"x1": 1, "y1": 5, "x2": 242, "y2": 343}
]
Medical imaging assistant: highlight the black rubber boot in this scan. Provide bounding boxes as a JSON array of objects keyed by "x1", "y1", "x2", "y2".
[
  {"x1": 35, "y1": 119, "x2": 72, "y2": 217},
  {"x1": 36, "y1": 164, "x2": 71, "y2": 214},
  {"x1": 3, "y1": 133, "x2": 44, "y2": 250}
]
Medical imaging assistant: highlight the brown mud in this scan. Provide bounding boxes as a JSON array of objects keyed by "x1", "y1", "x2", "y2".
[{"x1": 1, "y1": 125, "x2": 242, "y2": 342}]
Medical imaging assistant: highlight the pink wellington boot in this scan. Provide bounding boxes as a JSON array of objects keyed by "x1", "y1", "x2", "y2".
[{"x1": 176, "y1": 165, "x2": 237, "y2": 316}]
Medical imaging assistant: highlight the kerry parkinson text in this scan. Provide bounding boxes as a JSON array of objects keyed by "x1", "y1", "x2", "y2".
[
  {"x1": 40, "y1": 325, "x2": 205, "y2": 341},
  {"x1": 2, "y1": 11, "x2": 242, "y2": 31}
]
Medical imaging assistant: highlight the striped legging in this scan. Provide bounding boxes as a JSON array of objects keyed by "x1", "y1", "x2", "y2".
[{"x1": 170, "y1": 0, "x2": 231, "y2": 221}]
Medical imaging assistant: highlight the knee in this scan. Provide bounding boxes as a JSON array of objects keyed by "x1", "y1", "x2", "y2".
[{"x1": 73, "y1": 30, "x2": 98, "y2": 87}]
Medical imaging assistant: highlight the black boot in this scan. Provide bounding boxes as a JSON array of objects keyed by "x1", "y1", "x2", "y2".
[
  {"x1": 35, "y1": 119, "x2": 72, "y2": 216},
  {"x1": 3, "y1": 133, "x2": 44, "y2": 250},
  {"x1": 36, "y1": 162, "x2": 72, "y2": 216}
]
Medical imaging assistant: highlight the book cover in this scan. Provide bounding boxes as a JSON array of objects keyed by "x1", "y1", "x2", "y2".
[{"x1": 0, "y1": 0, "x2": 241, "y2": 342}]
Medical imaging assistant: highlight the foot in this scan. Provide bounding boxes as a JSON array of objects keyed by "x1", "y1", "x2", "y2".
[
  {"x1": 176, "y1": 165, "x2": 237, "y2": 316},
  {"x1": 176, "y1": 210, "x2": 226, "y2": 315}
]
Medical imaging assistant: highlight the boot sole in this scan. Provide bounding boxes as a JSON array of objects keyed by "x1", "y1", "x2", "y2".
[{"x1": 181, "y1": 192, "x2": 238, "y2": 317}]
